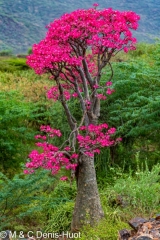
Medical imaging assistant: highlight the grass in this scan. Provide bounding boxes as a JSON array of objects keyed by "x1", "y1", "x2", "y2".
[{"x1": 0, "y1": 68, "x2": 53, "y2": 102}]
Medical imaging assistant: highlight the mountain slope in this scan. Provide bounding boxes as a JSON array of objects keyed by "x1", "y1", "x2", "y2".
[{"x1": 0, "y1": 0, "x2": 159, "y2": 53}]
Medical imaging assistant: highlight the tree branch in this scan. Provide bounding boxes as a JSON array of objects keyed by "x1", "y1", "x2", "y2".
[
  {"x1": 76, "y1": 66, "x2": 90, "y2": 100},
  {"x1": 56, "y1": 78, "x2": 76, "y2": 131},
  {"x1": 82, "y1": 59, "x2": 94, "y2": 88}
]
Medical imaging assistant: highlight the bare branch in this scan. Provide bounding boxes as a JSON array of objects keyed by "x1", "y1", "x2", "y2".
[
  {"x1": 60, "y1": 111, "x2": 86, "y2": 152},
  {"x1": 76, "y1": 66, "x2": 90, "y2": 99},
  {"x1": 107, "y1": 61, "x2": 114, "y2": 82},
  {"x1": 82, "y1": 59, "x2": 94, "y2": 88},
  {"x1": 64, "y1": 66, "x2": 89, "y2": 125},
  {"x1": 74, "y1": 79, "x2": 89, "y2": 126},
  {"x1": 56, "y1": 79, "x2": 76, "y2": 131}
]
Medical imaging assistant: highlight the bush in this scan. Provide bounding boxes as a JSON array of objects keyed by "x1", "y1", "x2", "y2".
[
  {"x1": 6, "y1": 58, "x2": 29, "y2": 70},
  {"x1": 42, "y1": 181, "x2": 76, "y2": 232},
  {"x1": 0, "y1": 57, "x2": 29, "y2": 72},
  {"x1": 101, "y1": 163, "x2": 160, "y2": 217},
  {"x1": 0, "y1": 91, "x2": 36, "y2": 175},
  {"x1": 0, "y1": 170, "x2": 56, "y2": 230},
  {"x1": 0, "y1": 49, "x2": 13, "y2": 56},
  {"x1": 0, "y1": 70, "x2": 71, "y2": 175},
  {"x1": 27, "y1": 47, "x2": 32, "y2": 55},
  {"x1": 98, "y1": 42, "x2": 160, "y2": 169},
  {"x1": 45, "y1": 201, "x2": 74, "y2": 232}
]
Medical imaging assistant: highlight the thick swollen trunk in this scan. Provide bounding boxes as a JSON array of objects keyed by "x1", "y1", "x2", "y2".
[{"x1": 71, "y1": 154, "x2": 104, "y2": 231}]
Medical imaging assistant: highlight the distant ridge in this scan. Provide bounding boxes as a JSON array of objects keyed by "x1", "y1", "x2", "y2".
[{"x1": 0, "y1": 0, "x2": 159, "y2": 53}]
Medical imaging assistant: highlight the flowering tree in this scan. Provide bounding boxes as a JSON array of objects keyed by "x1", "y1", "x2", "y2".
[{"x1": 26, "y1": 4, "x2": 140, "y2": 231}]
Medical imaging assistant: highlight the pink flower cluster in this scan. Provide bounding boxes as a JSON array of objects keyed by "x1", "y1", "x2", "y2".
[
  {"x1": 106, "y1": 88, "x2": 115, "y2": 95},
  {"x1": 25, "y1": 124, "x2": 122, "y2": 178},
  {"x1": 95, "y1": 81, "x2": 114, "y2": 100},
  {"x1": 93, "y1": 3, "x2": 99, "y2": 7},
  {"x1": 25, "y1": 125, "x2": 78, "y2": 178},
  {"x1": 40, "y1": 125, "x2": 62, "y2": 137},
  {"x1": 47, "y1": 80, "x2": 114, "y2": 103},
  {"x1": 27, "y1": 7, "x2": 140, "y2": 76},
  {"x1": 77, "y1": 124, "x2": 122, "y2": 157},
  {"x1": 47, "y1": 82, "x2": 80, "y2": 102}
]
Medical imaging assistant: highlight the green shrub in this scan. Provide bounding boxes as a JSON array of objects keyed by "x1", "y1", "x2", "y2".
[
  {"x1": 0, "y1": 91, "x2": 36, "y2": 175},
  {"x1": 127, "y1": 42, "x2": 155, "y2": 58},
  {"x1": 101, "y1": 163, "x2": 160, "y2": 217},
  {"x1": 0, "y1": 170, "x2": 56, "y2": 230},
  {"x1": 27, "y1": 47, "x2": 32, "y2": 55},
  {"x1": 42, "y1": 181, "x2": 76, "y2": 232},
  {"x1": 45, "y1": 201, "x2": 74, "y2": 232},
  {"x1": 6, "y1": 58, "x2": 29, "y2": 70},
  {"x1": 0, "y1": 49, "x2": 13, "y2": 56},
  {"x1": 0, "y1": 57, "x2": 29, "y2": 72},
  {"x1": 99, "y1": 42, "x2": 160, "y2": 169}
]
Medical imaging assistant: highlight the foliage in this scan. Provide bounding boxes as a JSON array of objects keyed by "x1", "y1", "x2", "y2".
[
  {"x1": 0, "y1": 49, "x2": 13, "y2": 56},
  {"x1": 0, "y1": 160, "x2": 159, "y2": 234},
  {"x1": 0, "y1": 57, "x2": 29, "y2": 72},
  {"x1": 99, "y1": 42, "x2": 160, "y2": 169},
  {"x1": 45, "y1": 201, "x2": 74, "y2": 232},
  {"x1": 0, "y1": 70, "x2": 52, "y2": 101},
  {"x1": 0, "y1": 172, "x2": 77, "y2": 232},
  {"x1": 101, "y1": 162, "x2": 160, "y2": 218},
  {"x1": 27, "y1": 47, "x2": 32, "y2": 55},
  {"x1": 0, "y1": 66, "x2": 74, "y2": 175},
  {"x1": 0, "y1": 91, "x2": 35, "y2": 176},
  {"x1": 0, "y1": 170, "x2": 56, "y2": 230}
]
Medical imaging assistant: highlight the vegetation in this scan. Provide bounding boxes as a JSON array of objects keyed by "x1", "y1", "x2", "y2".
[
  {"x1": 0, "y1": 49, "x2": 13, "y2": 56},
  {"x1": 0, "y1": 42, "x2": 160, "y2": 239},
  {"x1": 98, "y1": 42, "x2": 160, "y2": 171}
]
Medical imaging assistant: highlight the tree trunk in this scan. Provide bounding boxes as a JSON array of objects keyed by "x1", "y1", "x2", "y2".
[{"x1": 71, "y1": 154, "x2": 104, "y2": 231}]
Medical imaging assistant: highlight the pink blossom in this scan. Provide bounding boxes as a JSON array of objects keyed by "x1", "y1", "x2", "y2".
[
  {"x1": 64, "y1": 146, "x2": 71, "y2": 151},
  {"x1": 64, "y1": 90, "x2": 71, "y2": 100},
  {"x1": 116, "y1": 137, "x2": 122, "y2": 142},
  {"x1": 105, "y1": 81, "x2": 112, "y2": 86},
  {"x1": 66, "y1": 163, "x2": 78, "y2": 170},
  {"x1": 60, "y1": 176, "x2": 68, "y2": 181},
  {"x1": 93, "y1": 3, "x2": 99, "y2": 7},
  {"x1": 25, "y1": 123, "x2": 122, "y2": 177},
  {"x1": 106, "y1": 88, "x2": 114, "y2": 95},
  {"x1": 79, "y1": 126, "x2": 86, "y2": 130},
  {"x1": 24, "y1": 169, "x2": 34, "y2": 174},
  {"x1": 93, "y1": 84, "x2": 99, "y2": 89},
  {"x1": 93, "y1": 149, "x2": 100, "y2": 154},
  {"x1": 108, "y1": 127, "x2": 116, "y2": 134},
  {"x1": 96, "y1": 94, "x2": 106, "y2": 100},
  {"x1": 123, "y1": 47, "x2": 129, "y2": 53},
  {"x1": 85, "y1": 152, "x2": 94, "y2": 157},
  {"x1": 35, "y1": 135, "x2": 47, "y2": 140},
  {"x1": 27, "y1": 8, "x2": 140, "y2": 78},
  {"x1": 71, "y1": 153, "x2": 79, "y2": 159},
  {"x1": 85, "y1": 100, "x2": 91, "y2": 109},
  {"x1": 72, "y1": 92, "x2": 78, "y2": 98}
]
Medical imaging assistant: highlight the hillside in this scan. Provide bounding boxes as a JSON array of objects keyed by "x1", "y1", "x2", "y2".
[{"x1": 0, "y1": 0, "x2": 160, "y2": 53}]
